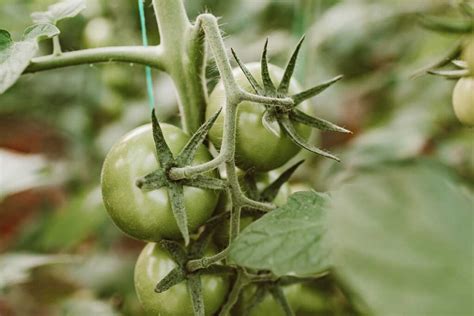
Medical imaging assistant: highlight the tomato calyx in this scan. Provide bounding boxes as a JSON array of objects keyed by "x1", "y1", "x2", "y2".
[
  {"x1": 135, "y1": 109, "x2": 225, "y2": 245},
  {"x1": 155, "y1": 235, "x2": 234, "y2": 316},
  {"x1": 232, "y1": 37, "x2": 351, "y2": 162}
]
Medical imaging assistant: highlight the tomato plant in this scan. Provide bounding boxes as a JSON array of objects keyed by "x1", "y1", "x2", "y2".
[
  {"x1": 101, "y1": 123, "x2": 220, "y2": 241},
  {"x1": 1, "y1": 1, "x2": 472, "y2": 316}
]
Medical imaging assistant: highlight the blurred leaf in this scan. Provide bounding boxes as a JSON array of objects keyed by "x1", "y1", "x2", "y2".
[
  {"x1": 229, "y1": 191, "x2": 330, "y2": 276},
  {"x1": 0, "y1": 35, "x2": 37, "y2": 94},
  {"x1": 0, "y1": 149, "x2": 66, "y2": 200},
  {"x1": 37, "y1": 187, "x2": 107, "y2": 251},
  {"x1": 31, "y1": 0, "x2": 86, "y2": 25},
  {"x1": 60, "y1": 296, "x2": 119, "y2": 316},
  {"x1": 66, "y1": 253, "x2": 135, "y2": 295},
  {"x1": 0, "y1": 253, "x2": 74, "y2": 291},
  {"x1": 343, "y1": 106, "x2": 436, "y2": 168},
  {"x1": 328, "y1": 161, "x2": 473, "y2": 315}
]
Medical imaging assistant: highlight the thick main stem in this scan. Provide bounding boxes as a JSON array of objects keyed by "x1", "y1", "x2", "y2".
[{"x1": 152, "y1": 0, "x2": 208, "y2": 134}]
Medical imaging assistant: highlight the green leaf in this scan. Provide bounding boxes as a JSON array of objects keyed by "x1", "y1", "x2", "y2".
[
  {"x1": 229, "y1": 191, "x2": 330, "y2": 276},
  {"x1": 31, "y1": 0, "x2": 86, "y2": 24},
  {"x1": 23, "y1": 23, "x2": 60, "y2": 42},
  {"x1": 60, "y1": 297, "x2": 119, "y2": 316},
  {"x1": 0, "y1": 40, "x2": 37, "y2": 94},
  {"x1": 0, "y1": 253, "x2": 74, "y2": 291},
  {"x1": 38, "y1": 187, "x2": 107, "y2": 251},
  {"x1": 328, "y1": 162, "x2": 473, "y2": 316}
]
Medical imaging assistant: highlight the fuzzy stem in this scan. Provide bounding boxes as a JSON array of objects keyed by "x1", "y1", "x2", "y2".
[
  {"x1": 25, "y1": 46, "x2": 165, "y2": 73},
  {"x1": 152, "y1": 0, "x2": 207, "y2": 134},
  {"x1": 52, "y1": 35, "x2": 62, "y2": 56}
]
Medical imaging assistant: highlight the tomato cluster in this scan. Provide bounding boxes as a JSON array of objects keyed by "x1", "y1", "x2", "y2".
[{"x1": 100, "y1": 62, "x2": 319, "y2": 314}]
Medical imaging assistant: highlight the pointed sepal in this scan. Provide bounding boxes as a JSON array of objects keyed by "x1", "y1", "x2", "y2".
[
  {"x1": 291, "y1": 75, "x2": 343, "y2": 106},
  {"x1": 280, "y1": 118, "x2": 340, "y2": 161},
  {"x1": 231, "y1": 48, "x2": 263, "y2": 94},
  {"x1": 239, "y1": 170, "x2": 260, "y2": 201},
  {"x1": 260, "y1": 160, "x2": 304, "y2": 202},
  {"x1": 135, "y1": 169, "x2": 168, "y2": 191},
  {"x1": 269, "y1": 286, "x2": 295, "y2": 316},
  {"x1": 155, "y1": 267, "x2": 186, "y2": 293},
  {"x1": 289, "y1": 109, "x2": 351, "y2": 133},
  {"x1": 261, "y1": 38, "x2": 276, "y2": 94},
  {"x1": 262, "y1": 110, "x2": 282, "y2": 137},
  {"x1": 176, "y1": 108, "x2": 222, "y2": 166},
  {"x1": 187, "y1": 274, "x2": 205, "y2": 316},
  {"x1": 278, "y1": 36, "x2": 305, "y2": 95},
  {"x1": 167, "y1": 182, "x2": 190, "y2": 245},
  {"x1": 151, "y1": 110, "x2": 174, "y2": 168},
  {"x1": 159, "y1": 239, "x2": 188, "y2": 266},
  {"x1": 181, "y1": 176, "x2": 227, "y2": 191},
  {"x1": 245, "y1": 286, "x2": 267, "y2": 315}
]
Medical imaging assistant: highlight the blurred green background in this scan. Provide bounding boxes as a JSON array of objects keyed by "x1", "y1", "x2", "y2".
[{"x1": 0, "y1": 0, "x2": 472, "y2": 315}]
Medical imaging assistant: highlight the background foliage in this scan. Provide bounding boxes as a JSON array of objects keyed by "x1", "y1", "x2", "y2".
[{"x1": 0, "y1": 0, "x2": 472, "y2": 315}]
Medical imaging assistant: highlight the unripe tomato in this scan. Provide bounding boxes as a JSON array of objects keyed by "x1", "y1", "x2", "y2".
[
  {"x1": 452, "y1": 77, "x2": 474, "y2": 126},
  {"x1": 101, "y1": 123, "x2": 219, "y2": 241},
  {"x1": 134, "y1": 242, "x2": 229, "y2": 316},
  {"x1": 206, "y1": 63, "x2": 312, "y2": 171}
]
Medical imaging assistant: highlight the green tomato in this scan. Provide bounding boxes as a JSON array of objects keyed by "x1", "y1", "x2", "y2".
[
  {"x1": 206, "y1": 63, "x2": 312, "y2": 171},
  {"x1": 452, "y1": 77, "x2": 474, "y2": 126},
  {"x1": 233, "y1": 284, "x2": 302, "y2": 316},
  {"x1": 135, "y1": 242, "x2": 229, "y2": 316},
  {"x1": 101, "y1": 123, "x2": 219, "y2": 241}
]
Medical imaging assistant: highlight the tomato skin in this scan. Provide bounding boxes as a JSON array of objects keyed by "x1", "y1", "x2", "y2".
[
  {"x1": 452, "y1": 77, "x2": 474, "y2": 126},
  {"x1": 134, "y1": 243, "x2": 229, "y2": 316},
  {"x1": 101, "y1": 123, "x2": 219, "y2": 241},
  {"x1": 206, "y1": 63, "x2": 312, "y2": 171}
]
